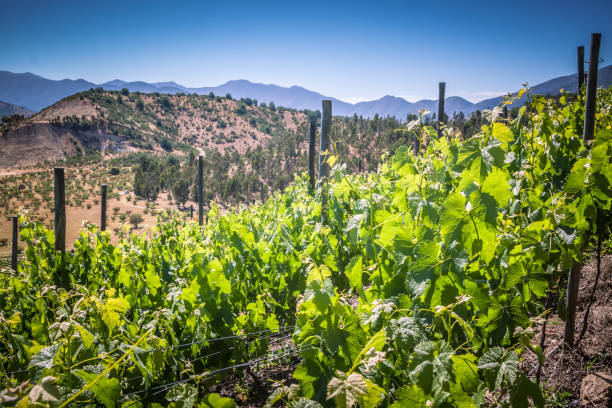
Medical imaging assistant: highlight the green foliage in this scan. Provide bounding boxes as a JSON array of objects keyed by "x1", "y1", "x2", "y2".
[
  {"x1": 0, "y1": 87, "x2": 610, "y2": 408},
  {"x1": 129, "y1": 212, "x2": 144, "y2": 228}
]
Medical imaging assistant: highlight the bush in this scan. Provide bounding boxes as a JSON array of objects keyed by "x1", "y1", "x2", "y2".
[
  {"x1": 129, "y1": 213, "x2": 144, "y2": 229},
  {"x1": 160, "y1": 137, "x2": 173, "y2": 152}
]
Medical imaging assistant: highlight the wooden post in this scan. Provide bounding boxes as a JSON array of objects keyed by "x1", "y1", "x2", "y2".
[
  {"x1": 54, "y1": 167, "x2": 66, "y2": 252},
  {"x1": 198, "y1": 155, "x2": 203, "y2": 226},
  {"x1": 190, "y1": 204, "x2": 194, "y2": 219},
  {"x1": 583, "y1": 33, "x2": 601, "y2": 144},
  {"x1": 308, "y1": 120, "x2": 316, "y2": 191},
  {"x1": 564, "y1": 263, "x2": 582, "y2": 346},
  {"x1": 577, "y1": 45, "x2": 585, "y2": 92},
  {"x1": 319, "y1": 100, "x2": 332, "y2": 182},
  {"x1": 11, "y1": 216, "x2": 18, "y2": 271},
  {"x1": 100, "y1": 184, "x2": 107, "y2": 231},
  {"x1": 438, "y1": 82, "x2": 446, "y2": 138}
]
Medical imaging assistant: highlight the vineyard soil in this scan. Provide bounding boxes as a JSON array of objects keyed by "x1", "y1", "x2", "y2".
[{"x1": 522, "y1": 254, "x2": 612, "y2": 407}]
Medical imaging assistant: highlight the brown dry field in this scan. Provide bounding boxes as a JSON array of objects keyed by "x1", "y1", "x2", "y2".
[
  {"x1": 0, "y1": 173, "x2": 198, "y2": 256},
  {"x1": 0, "y1": 193, "x2": 197, "y2": 255}
]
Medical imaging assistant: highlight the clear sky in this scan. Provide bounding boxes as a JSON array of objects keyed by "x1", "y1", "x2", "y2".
[{"x1": 2, "y1": 0, "x2": 611, "y2": 103}]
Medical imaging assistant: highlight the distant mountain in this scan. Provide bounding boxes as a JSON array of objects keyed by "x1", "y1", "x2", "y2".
[
  {"x1": 475, "y1": 66, "x2": 612, "y2": 111},
  {"x1": 1, "y1": 65, "x2": 611, "y2": 118},
  {"x1": 0, "y1": 101, "x2": 34, "y2": 119},
  {"x1": 0, "y1": 71, "x2": 96, "y2": 112}
]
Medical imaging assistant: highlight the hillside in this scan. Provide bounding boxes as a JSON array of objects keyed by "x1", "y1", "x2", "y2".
[
  {"x1": 0, "y1": 89, "x2": 409, "y2": 250},
  {"x1": 0, "y1": 89, "x2": 307, "y2": 168},
  {"x1": 2, "y1": 65, "x2": 611, "y2": 118},
  {"x1": 0, "y1": 101, "x2": 33, "y2": 119}
]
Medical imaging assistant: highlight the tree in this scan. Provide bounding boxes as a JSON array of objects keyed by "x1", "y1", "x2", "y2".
[
  {"x1": 160, "y1": 137, "x2": 173, "y2": 152},
  {"x1": 121, "y1": 88, "x2": 129, "y2": 96},
  {"x1": 172, "y1": 178, "x2": 190, "y2": 208},
  {"x1": 129, "y1": 213, "x2": 144, "y2": 229},
  {"x1": 160, "y1": 96, "x2": 173, "y2": 111}
]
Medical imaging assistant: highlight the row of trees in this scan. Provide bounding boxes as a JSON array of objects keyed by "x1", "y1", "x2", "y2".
[{"x1": 132, "y1": 103, "x2": 507, "y2": 208}]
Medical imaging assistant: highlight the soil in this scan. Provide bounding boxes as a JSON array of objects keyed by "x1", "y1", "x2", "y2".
[
  {"x1": 0, "y1": 188, "x2": 197, "y2": 257},
  {"x1": 196, "y1": 335, "x2": 299, "y2": 407},
  {"x1": 521, "y1": 254, "x2": 612, "y2": 407}
]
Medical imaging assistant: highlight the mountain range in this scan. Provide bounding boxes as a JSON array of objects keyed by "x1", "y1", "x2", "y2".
[
  {"x1": 0, "y1": 101, "x2": 33, "y2": 119},
  {"x1": 1, "y1": 65, "x2": 611, "y2": 118}
]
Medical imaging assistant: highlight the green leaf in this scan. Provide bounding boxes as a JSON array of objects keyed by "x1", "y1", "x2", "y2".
[
  {"x1": 101, "y1": 296, "x2": 130, "y2": 331},
  {"x1": 461, "y1": 215, "x2": 497, "y2": 263},
  {"x1": 74, "y1": 370, "x2": 120, "y2": 408},
  {"x1": 346, "y1": 257, "x2": 367, "y2": 301},
  {"x1": 451, "y1": 354, "x2": 479, "y2": 393},
  {"x1": 75, "y1": 324, "x2": 95, "y2": 349},
  {"x1": 207, "y1": 259, "x2": 231, "y2": 294},
  {"x1": 477, "y1": 347, "x2": 519, "y2": 390},
  {"x1": 28, "y1": 376, "x2": 60, "y2": 403},
  {"x1": 492, "y1": 122, "x2": 514, "y2": 147},
  {"x1": 390, "y1": 385, "x2": 429, "y2": 407},
  {"x1": 289, "y1": 398, "x2": 323, "y2": 408},
  {"x1": 481, "y1": 167, "x2": 511, "y2": 207},
  {"x1": 440, "y1": 192, "x2": 467, "y2": 244},
  {"x1": 200, "y1": 393, "x2": 237, "y2": 408},
  {"x1": 409, "y1": 341, "x2": 454, "y2": 394},
  {"x1": 145, "y1": 264, "x2": 162, "y2": 296},
  {"x1": 182, "y1": 278, "x2": 200, "y2": 307},
  {"x1": 166, "y1": 383, "x2": 197, "y2": 408},
  {"x1": 509, "y1": 374, "x2": 545, "y2": 408},
  {"x1": 29, "y1": 345, "x2": 59, "y2": 369},
  {"x1": 326, "y1": 371, "x2": 368, "y2": 408},
  {"x1": 377, "y1": 219, "x2": 413, "y2": 260},
  {"x1": 565, "y1": 158, "x2": 588, "y2": 194}
]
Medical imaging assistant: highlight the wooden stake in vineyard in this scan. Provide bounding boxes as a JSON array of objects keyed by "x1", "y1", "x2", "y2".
[
  {"x1": 198, "y1": 155, "x2": 204, "y2": 226},
  {"x1": 582, "y1": 33, "x2": 601, "y2": 144},
  {"x1": 11, "y1": 216, "x2": 18, "y2": 271},
  {"x1": 564, "y1": 33, "x2": 601, "y2": 347},
  {"x1": 54, "y1": 167, "x2": 66, "y2": 252},
  {"x1": 319, "y1": 100, "x2": 332, "y2": 183},
  {"x1": 577, "y1": 45, "x2": 585, "y2": 92},
  {"x1": 438, "y1": 82, "x2": 445, "y2": 138},
  {"x1": 101, "y1": 184, "x2": 107, "y2": 231},
  {"x1": 308, "y1": 119, "x2": 316, "y2": 192}
]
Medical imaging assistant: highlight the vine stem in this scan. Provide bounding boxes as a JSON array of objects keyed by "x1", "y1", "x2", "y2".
[
  {"x1": 576, "y1": 235, "x2": 602, "y2": 347},
  {"x1": 58, "y1": 328, "x2": 153, "y2": 408},
  {"x1": 536, "y1": 292, "x2": 552, "y2": 383}
]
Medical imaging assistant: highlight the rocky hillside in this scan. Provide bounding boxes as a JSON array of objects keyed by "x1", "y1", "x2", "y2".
[{"x1": 0, "y1": 89, "x2": 308, "y2": 168}]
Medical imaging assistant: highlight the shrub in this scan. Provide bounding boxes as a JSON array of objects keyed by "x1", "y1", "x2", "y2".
[{"x1": 129, "y1": 213, "x2": 144, "y2": 229}]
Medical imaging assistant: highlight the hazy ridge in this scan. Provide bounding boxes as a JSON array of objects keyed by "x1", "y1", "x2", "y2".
[{"x1": 1, "y1": 65, "x2": 611, "y2": 118}]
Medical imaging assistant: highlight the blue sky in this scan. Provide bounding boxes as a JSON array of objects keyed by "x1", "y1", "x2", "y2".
[{"x1": 2, "y1": 0, "x2": 611, "y2": 103}]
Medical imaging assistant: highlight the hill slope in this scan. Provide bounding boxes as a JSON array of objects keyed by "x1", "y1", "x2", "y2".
[{"x1": 0, "y1": 89, "x2": 307, "y2": 168}]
